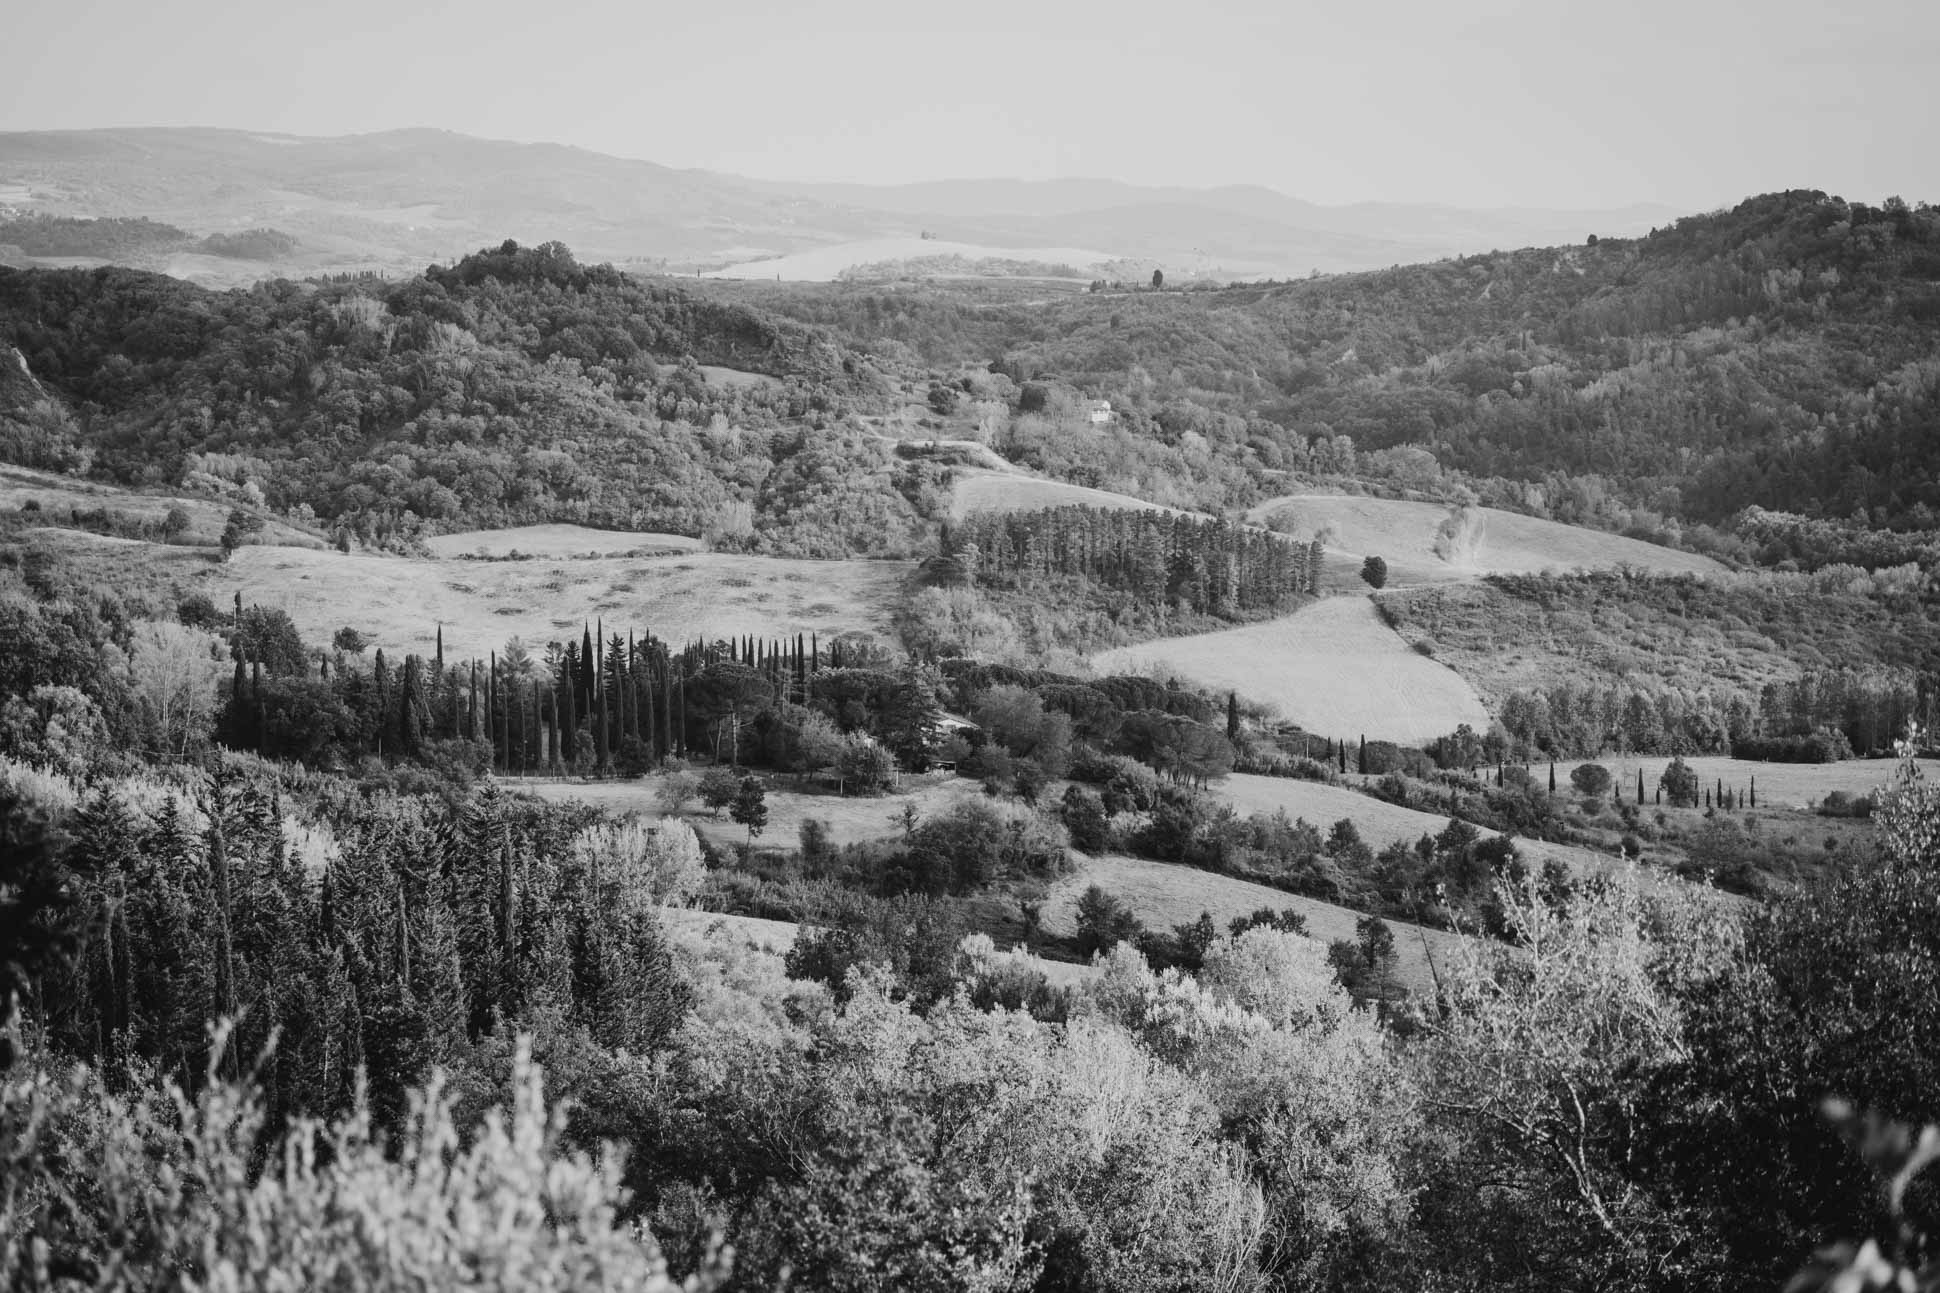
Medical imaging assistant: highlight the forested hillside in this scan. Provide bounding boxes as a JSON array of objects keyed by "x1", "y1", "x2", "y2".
[
  {"x1": 0, "y1": 241, "x2": 941, "y2": 554},
  {"x1": 734, "y1": 191, "x2": 1940, "y2": 546}
]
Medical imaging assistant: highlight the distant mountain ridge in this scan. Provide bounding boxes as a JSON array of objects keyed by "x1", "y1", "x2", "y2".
[{"x1": 0, "y1": 126, "x2": 1679, "y2": 285}]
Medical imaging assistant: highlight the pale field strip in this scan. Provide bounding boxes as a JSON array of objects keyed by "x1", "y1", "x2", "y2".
[
  {"x1": 422, "y1": 524, "x2": 701, "y2": 559},
  {"x1": 1038, "y1": 853, "x2": 1461, "y2": 995},
  {"x1": 1094, "y1": 597, "x2": 1492, "y2": 746},
  {"x1": 947, "y1": 469, "x2": 1201, "y2": 521},
  {"x1": 219, "y1": 544, "x2": 911, "y2": 660},
  {"x1": 1544, "y1": 754, "x2": 1940, "y2": 810},
  {"x1": 1245, "y1": 492, "x2": 1726, "y2": 584}
]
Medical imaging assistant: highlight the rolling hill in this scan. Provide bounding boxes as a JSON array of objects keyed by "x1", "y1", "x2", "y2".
[
  {"x1": 0, "y1": 127, "x2": 1675, "y2": 284},
  {"x1": 1094, "y1": 596, "x2": 1491, "y2": 745}
]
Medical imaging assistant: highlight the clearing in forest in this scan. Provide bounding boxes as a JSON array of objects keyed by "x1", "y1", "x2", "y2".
[
  {"x1": 1544, "y1": 754, "x2": 1940, "y2": 811},
  {"x1": 1038, "y1": 853, "x2": 1463, "y2": 995},
  {"x1": 1248, "y1": 493, "x2": 1725, "y2": 584},
  {"x1": 1210, "y1": 772, "x2": 1606, "y2": 881},
  {"x1": 215, "y1": 546, "x2": 911, "y2": 661},
  {"x1": 949, "y1": 469, "x2": 1194, "y2": 521},
  {"x1": 1094, "y1": 596, "x2": 1490, "y2": 746},
  {"x1": 423, "y1": 524, "x2": 702, "y2": 559},
  {"x1": 519, "y1": 773, "x2": 990, "y2": 850}
]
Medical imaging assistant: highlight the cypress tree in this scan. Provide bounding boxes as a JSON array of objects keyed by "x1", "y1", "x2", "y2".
[
  {"x1": 1637, "y1": 769, "x2": 1646, "y2": 805},
  {"x1": 1750, "y1": 776, "x2": 1757, "y2": 808},
  {"x1": 1227, "y1": 692, "x2": 1240, "y2": 744},
  {"x1": 1549, "y1": 761, "x2": 1556, "y2": 793}
]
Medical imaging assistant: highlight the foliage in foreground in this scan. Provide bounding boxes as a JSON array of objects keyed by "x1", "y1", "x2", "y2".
[{"x1": 0, "y1": 1035, "x2": 723, "y2": 1291}]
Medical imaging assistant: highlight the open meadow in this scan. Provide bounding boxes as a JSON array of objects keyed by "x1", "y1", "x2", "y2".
[
  {"x1": 1249, "y1": 493, "x2": 1725, "y2": 583},
  {"x1": 422, "y1": 524, "x2": 702, "y2": 559},
  {"x1": 949, "y1": 469, "x2": 1195, "y2": 520},
  {"x1": 1038, "y1": 853, "x2": 1463, "y2": 995},
  {"x1": 216, "y1": 545, "x2": 912, "y2": 660},
  {"x1": 519, "y1": 771, "x2": 989, "y2": 850},
  {"x1": 1545, "y1": 754, "x2": 1940, "y2": 810},
  {"x1": 1212, "y1": 771, "x2": 1611, "y2": 880},
  {"x1": 4, "y1": 464, "x2": 324, "y2": 548},
  {"x1": 1095, "y1": 595, "x2": 1490, "y2": 745}
]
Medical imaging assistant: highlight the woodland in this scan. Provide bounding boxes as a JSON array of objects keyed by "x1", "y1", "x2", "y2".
[{"x1": 4, "y1": 191, "x2": 1940, "y2": 1293}]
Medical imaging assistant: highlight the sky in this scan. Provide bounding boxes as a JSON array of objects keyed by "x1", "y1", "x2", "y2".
[{"x1": 3, "y1": 0, "x2": 1936, "y2": 210}]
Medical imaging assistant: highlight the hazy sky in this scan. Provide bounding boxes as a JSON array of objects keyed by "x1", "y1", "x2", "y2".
[{"x1": 4, "y1": 0, "x2": 1935, "y2": 209}]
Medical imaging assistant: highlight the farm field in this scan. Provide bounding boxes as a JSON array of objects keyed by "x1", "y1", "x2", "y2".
[
  {"x1": 1039, "y1": 853, "x2": 1464, "y2": 995},
  {"x1": 664, "y1": 907, "x2": 1096, "y2": 988},
  {"x1": 948, "y1": 469, "x2": 1194, "y2": 520},
  {"x1": 1546, "y1": 754, "x2": 1940, "y2": 810},
  {"x1": 423, "y1": 524, "x2": 701, "y2": 559},
  {"x1": 2, "y1": 464, "x2": 324, "y2": 548},
  {"x1": 1248, "y1": 493, "x2": 1725, "y2": 583},
  {"x1": 1094, "y1": 595, "x2": 1490, "y2": 745},
  {"x1": 519, "y1": 773, "x2": 989, "y2": 850},
  {"x1": 217, "y1": 546, "x2": 912, "y2": 660},
  {"x1": 1210, "y1": 772, "x2": 1608, "y2": 881}
]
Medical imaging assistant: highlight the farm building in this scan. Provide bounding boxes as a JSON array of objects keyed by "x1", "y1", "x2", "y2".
[{"x1": 1087, "y1": 399, "x2": 1115, "y2": 426}]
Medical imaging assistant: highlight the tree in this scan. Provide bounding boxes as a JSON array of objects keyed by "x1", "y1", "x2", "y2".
[
  {"x1": 333, "y1": 626, "x2": 368, "y2": 654},
  {"x1": 161, "y1": 506, "x2": 191, "y2": 540},
  {"x1": 1151, "y1": 269, "x2": 1165, "y2": 290},
  {"x1": 698, "y1": 765, "x2": 740, "y2": 816},
  {"x1": 1060, "y1": 785, "x2": 1110, "y2": 853},
  {"x1": 124, "y1": 621, "x2": 228, "y2": 761},
  {"x1": 1075, "y1": 884, "x2": 1143, "y2": 956},
  {"x1": 730, "y1": 776, "x2": 769, "y2": 847},
  {"x1": 1659, "y1": 755, "x2": 1699, "y2": 808},
  {"x1": 1361, "y1": 555, "x2": 1388, "y2": 589},
  {"x1": 1571, "y1": 763, "x2": 1613, "y2": 798},
  {"x1": 217, "y1": 508, "x2": 263, "y2": 560}
]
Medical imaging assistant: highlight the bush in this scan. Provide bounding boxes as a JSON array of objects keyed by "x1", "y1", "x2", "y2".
[{"x1": 0, "y1": 1038, "x2": 717, "y2": 1292}]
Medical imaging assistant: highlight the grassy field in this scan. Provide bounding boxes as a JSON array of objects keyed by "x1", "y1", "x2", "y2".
[
  {"x1": 519, "y1": 772, "x2": 988, "y2": 850},
  {"x1": 1546, "y1": 754, "x2": 1940, "y2": 810},
  {"x1": 664, "y1": 907, "x2": 1096, "y2": 988},
  {"x1": 704, "y1": 237, "x2": 1113, "y2": 282},
  {"x1": 3, "y1": 465, "x2": 324, "y2": 548},
  {"x1": 1248, "y1": 493, "x2": 1724, "y2": 584},
  {"x1": 1210, "y1": 772, "x2": 1608, "y2": 880},
  {"x1": 1094, "y1": 596, "x2": 1490, "y2": 745},
  {"x1": 217, "y1": 546, "x2": 912, "y2": 660},
  {"x1": 949, "y1": 470, "x2": 1194, "y2": 521},
  {"x1": 1039, "y1": 853, "x2": 1463, "y2": 995},
  {"x1": 423, "y1": 524, "x2": 702, "y2": 559}
]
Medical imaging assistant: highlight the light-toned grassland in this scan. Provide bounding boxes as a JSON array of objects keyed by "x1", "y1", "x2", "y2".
[
  {"x1": 1545, "y1": 755, "x2": 1940, "y2": 810},
  {"x1": 422, "y1": 525, "x2": 702, "y2": 559},
  {"x1": 1210, "y1": 772, "x2": 1608, "y2": 880},
  {"x1": 1039, "y1": 853, "x2": 1463, "y2": 995},
  {"x1": 664, "y1": 907, "x2": 1096, "y2": 988},
  {"x1": 949, "y1": 469, "x2": 1194, "y2": 521},
  {"x1": 217, "y1": 546, "x2": 912, "y2": 660},
  {"x1": 697, "y1": 364, "x2": 782, "y2": 391},
  {"x1": 518, "y1": 773, "x2": 989, "y2": 850},
  {"x1": 2, "y1": 465, "x2": 324, "y2": 548},
  {"x1": 1095, "y1": 596, "x2": 1490, "y2": 745},
  {"x1": 1248, "y1": 493, "x2": 1725, "y2": 583}
]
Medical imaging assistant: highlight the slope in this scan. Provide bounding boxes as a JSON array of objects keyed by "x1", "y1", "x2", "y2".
[{"x1": 1093, "y1": 596, "x2": 1490, "y2": 746}]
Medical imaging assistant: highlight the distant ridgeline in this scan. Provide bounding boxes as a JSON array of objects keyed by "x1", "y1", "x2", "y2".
[
  {"x1": 745, "y1": 191, "x2": 1940, "y2": 554},
  {"x1": 0, "y1": 240, "x2": 924, "y2": 555},
  {"x1": 0, "y1": 213, "x2": 298, "y2": 260}
]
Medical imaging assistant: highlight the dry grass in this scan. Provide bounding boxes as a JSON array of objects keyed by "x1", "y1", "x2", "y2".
[
  {"x1": 1211, "y1": 772, "x2": 1607, "y2": 880},
  {"x1": 1095, "y1": 596, "x2": 1489, "y2": 745},
  {"x1": 517, "y1": 772, "x2": 988, "y2": 849},
  {"x1": 2, "y1": 465, "x2": 324, "y2": 548},
  {"x1": 1545, "y1": 754, "x2": 1940, "y2": 810},
  {"x1": 423, "y1": 525, "x2": 702, "y2": 559},
  {"x1": 217, "y1": 546, "x2": 912, "y2": 660},
  {"x1": 1039, "y1": 853, "x2": 1463, "y2": 995},
  {"x1": 1248, "y1": 493, "x2": 1724, "y2": 584},
  {"x1": 949, "y1": 470, "x2": 1195, "y2": 521}
]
